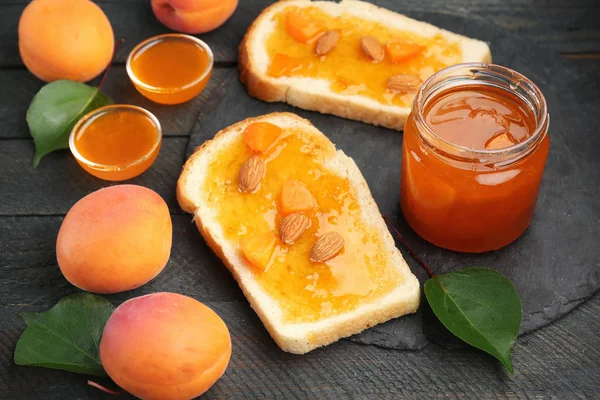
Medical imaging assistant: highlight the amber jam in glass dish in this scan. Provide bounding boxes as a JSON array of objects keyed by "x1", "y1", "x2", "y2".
[
  {"x1": 70, "y1": 105, "x2": 162, "y2": 181},
  {"x1": 126, "y1": 34, "x2": 213, "y2": 105},
  {"x1": 203, "y1": 124, "x2": 403, "y2": 323},
  {"x1": 265, "y1": 6, "x2": 462, "y2": 108},
  {"x1": 400, "y1": 63, "x2": 549, "y2": 253}
]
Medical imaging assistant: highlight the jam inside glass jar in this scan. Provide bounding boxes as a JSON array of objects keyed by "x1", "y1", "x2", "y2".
[
  {"x1": 400, "y1": 63, "x2": 550, "y2": 253},
  {"x1": 126, "y1": 34, "x2": 213, "y2": 105}
]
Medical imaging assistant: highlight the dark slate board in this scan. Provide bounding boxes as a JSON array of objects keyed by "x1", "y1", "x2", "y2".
[{"x1": 185, "y1": 28, "x2": 600, "y2": 349}]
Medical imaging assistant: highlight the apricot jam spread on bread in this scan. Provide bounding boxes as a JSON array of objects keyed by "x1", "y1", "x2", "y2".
[
  {"x1": 202, "y1": 122, "x2": 403, "y2": 323},
  {"x1": 266, "y1": 6, "x2": 462, "y2": 108}
]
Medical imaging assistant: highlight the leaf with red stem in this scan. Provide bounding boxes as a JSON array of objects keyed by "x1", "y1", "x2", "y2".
[{"x1": 384, "y1": 216, "x2": 522, "y2": 374}]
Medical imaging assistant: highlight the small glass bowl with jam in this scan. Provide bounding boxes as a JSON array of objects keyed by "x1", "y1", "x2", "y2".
[
  {"x1": 69, "y1": 105, "x2": 162, "y2": 181},
  {"x1": 126, "y1": 33, "x2": 214, "y2": 105},
  {"x1": 400, "y1": 63, "x2": 550, "y2": 253}
]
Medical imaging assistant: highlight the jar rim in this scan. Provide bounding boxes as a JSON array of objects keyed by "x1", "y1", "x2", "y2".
[{"x1": 412, "y1": 62, "x2": 549, "y2": 161}]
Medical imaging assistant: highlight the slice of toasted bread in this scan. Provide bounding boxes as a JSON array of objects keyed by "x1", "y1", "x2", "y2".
[
  {"x1": 240, "y1": 0, "x2": 492, "y2": 130},
  {"x1": 177, "y1": 112, "x2": 420, "y2": 354}
]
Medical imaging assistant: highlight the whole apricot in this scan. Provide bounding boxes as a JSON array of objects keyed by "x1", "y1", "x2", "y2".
[
  {"x1": 151, "y1": 0, "x2": 238, "y2": 34},
  {"x1": 18, "y1": 0, "x2": 114, "y2": 82},
  {"x1": 56, "y1": 185, "x2": 171, "y2": 294},
  {"x1": 100, "y1": 293, "x2": 231, "y2": 400}
]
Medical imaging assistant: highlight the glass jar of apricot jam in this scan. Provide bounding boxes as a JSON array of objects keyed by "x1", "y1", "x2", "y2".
[{"x1": 400, "y1": 63, "x2": 550, "y2": 253}]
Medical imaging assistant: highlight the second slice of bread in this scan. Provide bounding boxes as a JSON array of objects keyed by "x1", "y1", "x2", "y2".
[
  {"x1": 240, "y1": 0, "x2": 492, "y2": 130},
  {"x1": 177, "y1": 112, "x2": 420, "y2": 354}
]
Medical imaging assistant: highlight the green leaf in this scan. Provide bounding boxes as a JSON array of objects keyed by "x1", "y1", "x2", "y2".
[
  {"x1": 14, "y1": 293, "x2": 115, "y2": 376},
  {"x1": 27, "y1": 80, "x2": 113, "y2": 167},
  {"x1": 424, "y1": 267, "x2": 522, "y2": 374}
]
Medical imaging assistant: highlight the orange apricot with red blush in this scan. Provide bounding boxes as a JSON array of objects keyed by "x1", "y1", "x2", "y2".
[
  {"x1": 100, "y1": 292, "x2": 231, "y2": 400},
  {"x1": 18, "y1": 0, "x2": 114, "y2": 82},
  {"x1": 152, "y1": 0, "x2": 238, "y2": 34},
  {"x1": 56, "y1": 185, "x2": 172, "y2": 294}
]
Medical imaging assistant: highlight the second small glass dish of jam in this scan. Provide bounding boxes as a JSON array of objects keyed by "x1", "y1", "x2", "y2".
[
  {"x1": 400, "y1": 63, "x2": 550, "y2": 253},
  {"x1": 126, "y1": 33, "x2": 213, "y2": 105},
  {"x1": 69, "y1": 105, "x2": 162, "y2": 181}
]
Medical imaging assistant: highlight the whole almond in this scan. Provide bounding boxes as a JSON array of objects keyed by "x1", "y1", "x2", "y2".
[
  {"x1": 279, "y1": 213, "x2": 311, "y2": 244},
  {"x1": 239, "y1": 156, "x2": 265, "y2": 193},
  {"x1": 310, "y1": 231, "x2": 344, "y2": 263},
  {"x1": 386, "y1": 74, "x2": 423, "y2": 93},
  {"x1": 315, "y1": 30, "x2": 340, "y2": 56},
  {"x1": 360, "y1": 36, "x2": 384, "y2": 61}
]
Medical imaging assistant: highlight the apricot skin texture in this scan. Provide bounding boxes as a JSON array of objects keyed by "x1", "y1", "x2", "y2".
[
  {"x1": 100, "y1": 293, "x2": 232, "y2": 400},
  {"x1": 56, "y1": 185, "x2": 172, "y2": 294},
  {"x1": 18, "y1": 0, "x2": 114, "y2": 82},
  {"x1": 151, "y1": 0, "x2": 238, "y2": 34}
]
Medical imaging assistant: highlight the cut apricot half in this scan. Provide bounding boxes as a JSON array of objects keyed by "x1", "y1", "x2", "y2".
[
  {"x1": 280, "y1": 179, "x2": 317, "y2": 216},
  {"x1": 240, "y1": 232, "x2": 277, "y2": 272},
  {"x1": 385, "y1": 40, "x2": 425, "y2": 63},
  {"x1": 243, "y1": 122, "x2": 283, "y2": 153},
  {"x1": 285, "y1": 10, "x2": 326, "y2": 43}
]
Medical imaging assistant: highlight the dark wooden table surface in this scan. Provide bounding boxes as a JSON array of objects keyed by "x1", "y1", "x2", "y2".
[{"x1": 1, "y1": 1, "x2": 599, "y2": 399}]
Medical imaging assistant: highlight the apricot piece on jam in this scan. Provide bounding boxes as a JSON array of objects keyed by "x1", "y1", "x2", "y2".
[
  {"x1": 385, "y1": 40, "x2": 425, "y2": 63},
  {"x1": 268, "y1": 53, "x2": 304, "y2": 78},
  {"x1": 280, "y1": 179, "x2": 317, "y2": 216},
  {"x1": 240, "y1": 232, "x2": 277, "y2": 272},
  {"x1": 243, "y1": 122, "x2": 283, "y2": 153},
  {"x1": 285, "y1": 10, "x2": 325, "y2": 43}
]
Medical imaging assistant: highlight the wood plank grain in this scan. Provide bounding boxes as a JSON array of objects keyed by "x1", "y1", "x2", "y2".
[
  {"x1": 0, "y1": 215, "x2": 245, "y2": 306},
  {"x1": 1, "y1": 2, "x2": 599, "y2": 398},
  {"x1": 0, "y1": 138, "x2": 187, "y2": 215},
  {"x1": 0, "y1": 67, "x2": 231, "y2": 139},
  {"x1": 0, "y1": 0, "x2": 252, "y2": 65},
  {"x1": 562, "y1": 52, "x2": 600, "y2": 59},
  {"x1": 1, "y1": 295, "x2": 598, "y2": 399},
  {"x1": 1, "y1": 0, "x2": 598, "y2": 67}
]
